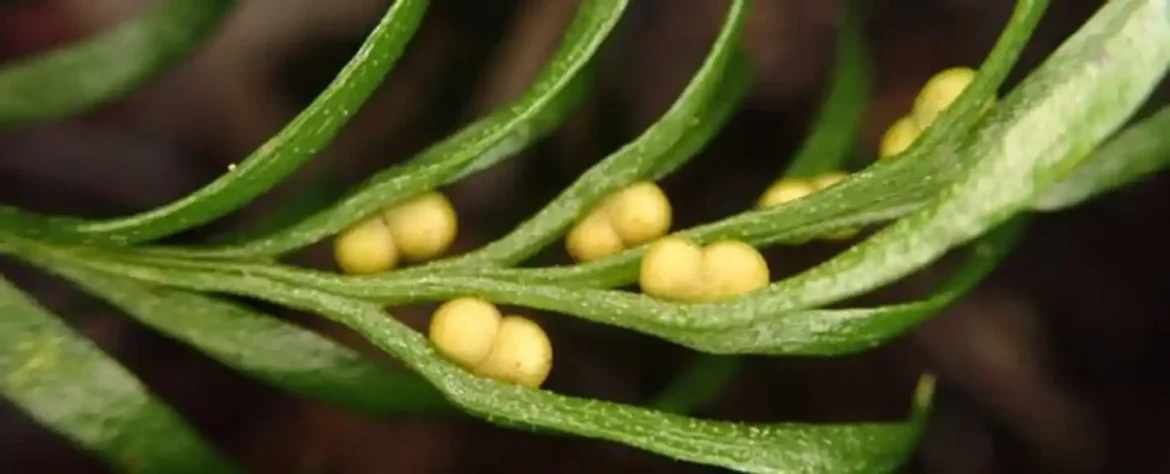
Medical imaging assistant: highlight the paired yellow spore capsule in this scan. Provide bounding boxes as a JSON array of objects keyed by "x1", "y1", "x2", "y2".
[
  {"x1": 566, "y1": 181, "x2": 672, "y2": 262},
  {"x1": 428, "y1": 297, "x2": 553, "y2": 388},
  {"x1": 639, "y1": 236, "x2": 770, "y2": 303},
  {"x1": 878, "y1": 116, "x2": 923, "y2": 159},
  {"x1": 758, "y1": 171, "x2": 859, "y2": 240},
  {"x1": 879, "y1": 66, "x2": 988, "y2": 159},
  {"x1": 333, "y1": 191, "x2": 458, "y2": 274}
]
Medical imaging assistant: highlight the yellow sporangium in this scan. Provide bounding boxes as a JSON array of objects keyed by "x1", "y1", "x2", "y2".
[
  {"x1": 428, "y1": 297, "x2": 553, "y2": 389},
  {"x1": 757, "y1": 179, "x2": 816, "y2": 208},
  {"x1": 639, "y1": 236, "x2": 769, "y2": 303},
  {"x1": 333, "y1": 191, "x2": 458, "y2": 274},
  {"x1": 566, "y1": 181, "x2": 672, "y2": 262},
  {"x1": 911, "y1": 66, "x2": 977, "y2": 127},
  {"x1": 878, "y1": 116, "x2": 922, "y2": 159}
]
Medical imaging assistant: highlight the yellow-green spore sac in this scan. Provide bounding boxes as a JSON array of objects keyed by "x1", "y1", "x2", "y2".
[
  {"x1": 698, "y1": 240, "x2": 771, "y2": 302},
  {"x1": 566, "y1": 181, "x2": 672, "y2": 262},
  {"x1": 757, "y1": 179, "x2": 815, "y2": 208},
  {"x1": 638, "y1": 236, "x2": 706, "y2": 302},
  {"x1": 428, "y1": 297, "x2": 502, "y2": 369},
  {"x1": 428, "y1": 297, "x2": 554, "y2": 389},
  {"x1": 381, "y1": 191, "x2": 458, "y2": 262},
  {"x1": 639, "y1": 236, "x2": 770, "y2": 303},
  {"x1": 474, "y1": 316, "x2": 553, "y2": 389},
  {"x1": 911, "y1": 67, "x2": 977, "y2": 127},
  {"x1": 332, "y1": 190, "x2": 458, "y2": 275},
  {"x1": 333, "y1": 216, "x2": 399, "y2": 275},
  {"x1": 879, "y1": 116, "x2": 922, "y2": 159}
]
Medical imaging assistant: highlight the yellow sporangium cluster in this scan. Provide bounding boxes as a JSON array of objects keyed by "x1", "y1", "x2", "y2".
[
  {"x1": 428, "y1": 297, "x2": 553, "y2": 389},
  {"x1": 639, "y1": 236, "x2": 770, "y2": 303},
  {"x1": 758, "y1": 171, "x2": 858, "y2": 240},
  {"x1": 333, "y1": 191, "x2": 458, "y2": 274},
  {"x1": 879, "y1": 66, "x2": 990, "y2": 159},
  {"x1": 565, "y1": 181, "x2": 672, "y2": 262}
]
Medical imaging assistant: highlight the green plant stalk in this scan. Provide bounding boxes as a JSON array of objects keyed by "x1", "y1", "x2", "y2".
[
  {"x1": 32, "y1": 261, "x2": 453, "y2": 417},
  {"x1": 2, "y1": 0, "x2": 429, "y2": 246},
  {"x1": 36, "y1": 216, "x2": 1021, "y2": 356},
  {"x1": 0, "y1": 0, "x2": 236, "y2": 127},
  {"x1": 164, "y1": 0, "x2": 629, "y2": 259},
  {"x1": 0, "y1": 277, "x2": 242, "y2": 474}
]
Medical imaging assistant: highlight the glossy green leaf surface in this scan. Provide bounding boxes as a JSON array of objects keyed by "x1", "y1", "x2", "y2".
[
  {"x1": 171, "y1": 0, "x2": 628, "y2": 258},
  {"x1": 0, "y1": 277, "x2": 240, "y2": 474},
  {"x1": 0, "y1": 0, "x2": 235, "y2": 127},
  {"x1": 35, "y1": 262, "x2": 450, "y2": 416},
  {"x1": 3, "y1": 0, "x2": 428, "y2": 245}
]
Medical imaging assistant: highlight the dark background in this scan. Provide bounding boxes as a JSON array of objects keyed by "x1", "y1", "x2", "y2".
[{"x1": 2, "y1": 0, "x2": 1168, "y2": 472}]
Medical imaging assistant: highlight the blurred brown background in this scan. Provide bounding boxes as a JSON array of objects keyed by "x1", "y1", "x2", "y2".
[{"x1": 2, "y1": 0, "x2": 1168, "y2": 472}]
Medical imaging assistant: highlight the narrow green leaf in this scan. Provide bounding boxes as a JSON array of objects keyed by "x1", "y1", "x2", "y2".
[
  {"x1": 783, "y1": 0, "x2": 870, "y2": 179},
  {"x1": 3, "y1": 0, "x2": 429, "y2": 245},
  {"x1": 33, "y1": 261, "x2": 450, "y2": 416},
  {"x1": 165, "y1": 0, "x2": 629, "y2": 258},
  {"x1": 409, "y1": 2, "x2": 751, "y2": 270},
  {"x1": 732, "y1": 0, "x2": 1170, "y2": 318},
  {"x1": 1033, "y1": 103, "x2": 1170, "y2": 211},
  {"x1": 0, "y1": 277, "x2": 241, "y2": 474},
  {"x1": 0, "y1": 0, "x2": 235, "y2": 127}
]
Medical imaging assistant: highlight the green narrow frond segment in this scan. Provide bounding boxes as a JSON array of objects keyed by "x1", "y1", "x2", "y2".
[
  {"x1": 0, "y1": 0, "x2": 235, "y2": 127},
  {"x1": 1033, "y1": 104, "x2": 1170, "y2": 211},
  {"x1": 0, "y1": 277, "x2": 240, "y2": 474},
  {"x1": 736, "y1": 0, "x2": 1170, "y2": 317},
  {"x1": 176, "y1": 0, "x2": 629, "y2": 259},
  {"x1": 38, "y1": 263, "x2": 451, "y2": 416},
  {"x1": 7, "y1": 0, "x2": 429, "y2": 246},
  {"x1": 783, "y1": 0, "x2": 870, "y2": 178}
]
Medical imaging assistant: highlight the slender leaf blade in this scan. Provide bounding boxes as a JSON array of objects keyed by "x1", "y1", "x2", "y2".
[
  {"x1": 0, "y1": 277, "x2": 240, "y2": 474},
  {"x1": 37, "y1": 263, "x2": 451, "y2": 416}
]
